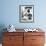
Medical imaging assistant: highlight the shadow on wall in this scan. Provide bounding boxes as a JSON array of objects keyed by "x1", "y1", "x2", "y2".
[{"x1": 0, "y1": 24, "x2": 7, "y2": 43}]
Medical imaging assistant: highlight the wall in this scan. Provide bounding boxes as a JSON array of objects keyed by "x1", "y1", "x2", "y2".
[
  {"x1": 0, "y1": 0, "x2": 46, "y2": 29},
  {"x1": 0, "y1": 0, "x2": 46, "y2": 44}
]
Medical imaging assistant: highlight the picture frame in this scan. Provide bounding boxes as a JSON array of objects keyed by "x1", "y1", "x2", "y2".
[{"x1": 19, "y1": 5, "x2": 34, "y2": 23}]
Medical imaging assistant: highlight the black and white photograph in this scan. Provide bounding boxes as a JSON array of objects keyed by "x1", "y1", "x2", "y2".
[{"x1": 19, "y1": 5, "x2": 34, "y2": 23}]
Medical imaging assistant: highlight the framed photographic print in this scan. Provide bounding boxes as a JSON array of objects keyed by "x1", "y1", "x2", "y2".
[{"x1": 19, "y1": 5, "x2": 34, "y2": 23}]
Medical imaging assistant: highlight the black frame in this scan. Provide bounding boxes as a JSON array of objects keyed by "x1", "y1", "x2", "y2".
[{"x1": 19, "y1": 5, "x2": 34, "y2": 23}]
